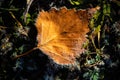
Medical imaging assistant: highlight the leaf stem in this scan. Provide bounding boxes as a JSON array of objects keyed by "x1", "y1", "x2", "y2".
[{"x1": 15, "y1": 47, "x2": 38, "y2": 58}]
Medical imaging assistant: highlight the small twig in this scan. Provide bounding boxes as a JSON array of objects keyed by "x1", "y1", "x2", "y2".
[
  {"x1": 0, "y1": 26, "x2": 7, "y2": 29},
  {"x1": 23, "y1": 0, "x2": 34, "y2": 22},
  {"x1": 9, "y1": 11, "x2": 28, "y2": 36},
  {"x1": 84, "y1": 61, "x2": 101, "y2": 68},
  {"x1": 0, "y1": 8, "x2": 19, "y2": 11}
]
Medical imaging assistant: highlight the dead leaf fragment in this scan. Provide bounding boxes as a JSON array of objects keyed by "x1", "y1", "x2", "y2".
[{"x1": 35, "y1": 7, "x2": 90, "y2": 65}]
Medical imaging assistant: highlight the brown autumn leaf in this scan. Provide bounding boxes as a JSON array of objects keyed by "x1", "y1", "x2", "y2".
[{"x1": 35, "y1": 7, "x2": 97, "y2": 65}]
